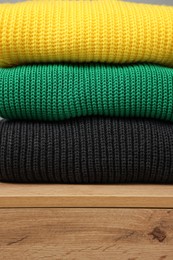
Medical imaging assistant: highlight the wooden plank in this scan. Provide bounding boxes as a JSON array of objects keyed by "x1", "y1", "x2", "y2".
[
  {"x1": 0, "y1": 183, "x2": 173, "y2": 208},
  {"x1": 0, "y1": 208, "x2": 173, "y2": 259}
]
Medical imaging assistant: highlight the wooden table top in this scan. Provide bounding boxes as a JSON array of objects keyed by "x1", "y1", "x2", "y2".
[{"x1": 0, "y1": 183, "x2": 173, "y2": 208}]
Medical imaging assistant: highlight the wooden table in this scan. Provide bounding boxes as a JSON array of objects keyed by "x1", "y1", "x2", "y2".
[{"x1": 0, "y1": 183, "x2": 173, "y2": 259}]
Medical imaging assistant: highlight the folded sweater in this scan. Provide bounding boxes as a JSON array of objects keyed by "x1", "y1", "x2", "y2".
[
  {"x1": 0, "y1": 1, "x2": 173, "y2": 67},
  {"x1": 1, "y1": 63, "x2": 173, "y2": 122},
  {"x1": 0, "y1": 117, "x2": 173, "y2": 183}
]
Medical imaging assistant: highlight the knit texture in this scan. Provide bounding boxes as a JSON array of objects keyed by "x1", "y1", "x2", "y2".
[
  {"x1": 0, "y1": 117, "x2": 173, "y2": 183},
  {"x1": 0, "y1": 1, "x2": 173, "y2": 67},
  {"x1": 1, "y1": 63, "x2": 173, "y2": 122}
]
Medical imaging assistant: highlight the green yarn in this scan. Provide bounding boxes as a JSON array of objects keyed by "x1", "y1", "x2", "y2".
[{"x1": 0, "y1": 63, "x2": 173, "y2": 121}]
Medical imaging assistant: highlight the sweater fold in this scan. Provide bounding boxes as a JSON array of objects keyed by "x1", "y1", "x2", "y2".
[
  {"x1": 1, "y1": 63, "x2": 173, "y2": 122},
  {"x1": 0, "y1": 117, "x2": 173, "y2": 183},
  {"x1": 0, "y1": 0, "x2": 173, "y2": 67}
]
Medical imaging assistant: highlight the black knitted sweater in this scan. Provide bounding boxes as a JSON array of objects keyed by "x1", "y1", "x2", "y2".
[{"x1": 0, "y1": 117, "x2": 173, "y2": 183}]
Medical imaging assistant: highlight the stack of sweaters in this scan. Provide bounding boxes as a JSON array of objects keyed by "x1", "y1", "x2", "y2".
[{"x1": 0, "y1": 0, "x2": 173, "y2": 183}]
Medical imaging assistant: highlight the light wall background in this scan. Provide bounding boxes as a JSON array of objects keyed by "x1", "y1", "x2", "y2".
[{"x1": 127, "y1": 0, "x2": 173, "y2": 4}]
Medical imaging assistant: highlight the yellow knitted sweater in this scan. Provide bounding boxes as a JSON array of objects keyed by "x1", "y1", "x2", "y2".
[{"x1": 0, "y1": 0, "x2": 173, "y2": 67}]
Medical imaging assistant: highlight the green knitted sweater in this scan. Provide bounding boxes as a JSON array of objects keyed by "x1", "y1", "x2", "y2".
[{"x1": 0, "y1": 64, "x2": 173, "y2": 121}]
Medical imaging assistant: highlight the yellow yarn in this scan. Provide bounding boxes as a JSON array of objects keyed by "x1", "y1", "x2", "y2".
[{"x1": 0, "y1": 0, "x2": 173, "y2": 67}]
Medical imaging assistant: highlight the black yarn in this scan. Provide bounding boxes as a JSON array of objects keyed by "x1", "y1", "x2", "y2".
[{"x1": 0, "y1": 117, "x2": 173, "y2": 183}]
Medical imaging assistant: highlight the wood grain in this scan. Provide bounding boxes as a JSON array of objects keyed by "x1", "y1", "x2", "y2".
[
  {"x1": 0, "y1": 183, "x2": 173, "y2": 208},
  {"x1": 0, "y1": 208, "x2": 173, "y2": 260}
]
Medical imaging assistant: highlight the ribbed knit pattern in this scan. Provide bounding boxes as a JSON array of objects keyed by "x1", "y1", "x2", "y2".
[
  {"x1": 0, "y1": 117, "x2": 173, "y2": 183},
  {"x1": 0, "y1": 1, "x2": 173, "y2": 67},
  {"x1": 1, "y1": 63, "x2": 173, "y2": 122}
]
